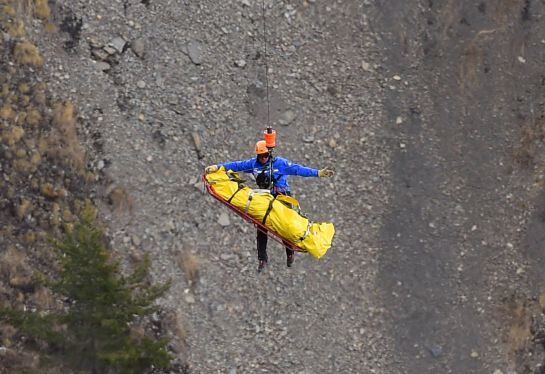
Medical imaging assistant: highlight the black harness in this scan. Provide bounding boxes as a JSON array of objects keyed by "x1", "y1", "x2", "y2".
[{"x1": 255, "y1": 156, "x2": 277, "y2": 189}]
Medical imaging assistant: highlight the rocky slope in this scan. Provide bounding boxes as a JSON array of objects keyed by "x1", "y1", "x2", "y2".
[{"x1": 2, "y1": 0, "x2": 545, "y2": 373}]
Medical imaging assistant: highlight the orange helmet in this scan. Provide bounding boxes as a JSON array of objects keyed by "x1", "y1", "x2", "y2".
[{"x1": 255, "y1": 140, "x2": 268, "y2": 155}]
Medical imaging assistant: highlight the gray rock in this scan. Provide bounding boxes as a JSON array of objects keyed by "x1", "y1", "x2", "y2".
[
  {"x1": 137, "y1": 80, "x2": 146, "y2": 89},
  {"x1": 132, "y1": 235, "x2": 141, "y2": 246},
  {"x1": 131, "y1": 38, "x2": 146, "y2": 58},
  {"x1": 109, "y1": 37, "x2": 126, "y2": 53},
  {"x1": 96, "y1": 62, "x2": 111, "y2": 72},
  {"x1": 187, "y1": 40, "x2": 203, "y2": 65},
  {"x1": 427, "y1": 344, "x2": 443, "y2": 358},
  {"x1": 235, "y1": 59, "x2": 247, "y2": 68},
  {"x1": 88, "y1": 37, "x2": 102, "y2": 49},
  {"x1": 279, "y1": 109, "x2": 297, "y2": 126},
  {"x1": 103, "y1": 45, "x2": 118, "y2": 55},
  {"x1": 218, "y1": 212, "x2": 230, "y2": 227},
  {"x1": 185, "y1": 294, "x2": 196, "y2": 304},
  {"x1": 302, "y1": 135, "x2": 315, "y2": 143},
  {"x1": 92, "y1": 48, "x2": 109, "y2": 61}
]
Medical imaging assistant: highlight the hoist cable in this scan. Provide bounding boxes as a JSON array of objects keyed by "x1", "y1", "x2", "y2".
[{"x1": 261, "y1": 0, "x2": 271, "y2": 129}]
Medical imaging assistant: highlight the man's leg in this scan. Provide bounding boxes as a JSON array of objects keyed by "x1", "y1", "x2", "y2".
[
  {"x1": 257, "y1": 229, "x2": 268, "y2": 272},
  {"x1": 282, "y1": 192, "x2": 295, "y2": 267},
  {"x1": 285, "y1": 245, "x2": 294, "y2": 267}
]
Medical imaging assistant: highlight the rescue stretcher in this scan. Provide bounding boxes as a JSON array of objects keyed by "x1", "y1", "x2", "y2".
[
  {"x1": 203, "y1": 167, "x2": 335, "y2": 258},
  {"x1": 204, "y1": 179, "x2": 304, "y2": 252}
]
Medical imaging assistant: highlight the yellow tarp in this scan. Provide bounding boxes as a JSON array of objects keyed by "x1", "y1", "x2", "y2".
[{"x1": 205, "y1": 167, "x2": 335, "y2": 259}]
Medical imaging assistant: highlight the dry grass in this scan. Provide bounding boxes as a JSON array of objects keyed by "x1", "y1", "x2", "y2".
[
  {"x1": 107, "y1": 186, "x2": 134, "y2": 214},
  {"x1": 2, "y1": 125, "x2": 24, "y2": 147},
  {"x1": 18, "y1": 83, "x2": 30, "y2": 94},
  {"x1": 45, "y1": 101, "x2": 86, "y2": 173},
  {"x1": 13, "y1": 41, "x2": 44, "y2": 67},
  {"x1": 22, "y1": 230, "x2": 36, "y2": 244},
  {"x1": 0, "y1": 104, "x2": 14, "y2": 120},
  {"x1": 540, "y1": 292, "x2": 545, "y2": 312},
  {"x1": 1, "y1": 4, "x2": 16, "y2": 17},
  {"x1": 506, "y1": 301, "x2": 532, "y2": 361},
  {"x1": 6, "y1": 19, "x2": 25, "y2": 37},
  {"x1": 161, "y1": 310, "x2": 187, "y2": 353},
  {"x1": 0, "y1": 348, "x2": 39, "y2": 372},
  {"x1": 513, "y1": 118, "x2": 545, "y2": 168},
  {"x1": 129, "y1": 325, "x2": 147, "y2": 343},
  {"x1": 458, "y1": 43, "x2": 483, "y2": 94},
  {"x1": 8, "y1": 274, "x2": 33, "y2": 290},
  {"x1": 15, "y1": 198, "x2": 32, "y2": 220},
  {"x1": 437, "y1": 0, "x2": 459, "y2": 40},
  {"x1": 0, "y1": 323, "x2": 17, "y2": 345},
  {"x1": 1, "y1": 0, "x2": 48, "y2": 19},
  {"x1": 0, "y1": 247, "x2": 26, "y2": 281},
  {"x1": 33, "y1": 0, "x2": 50, "y2": 20},
  {"x1": 13, "y1": 158, "x2": 33, "y2": 174},
  {"x1": 25, "y1": 107, "x2": 42, "y2": 126},
  {"x1": 49, "y1": 202, "x2": 61, "y2": 228},
  {"x1": 62, "y1": 208, "x2": 75, "y2": 223},
  {"x1": 176, "y1": 251, "x2": 199, "y2": 285},
  {"x1": 492, "y1": 0, "x2": 523, "y2": 25},
  {"x1": 30, "y1": 286, "x2": 54, "y2": 309},
  {"x1": 32, "y1": 84, "x2": 47, "y2": 106},
  {"x1": 41, "y1": 183, "x2": 67, "y2": 199}
]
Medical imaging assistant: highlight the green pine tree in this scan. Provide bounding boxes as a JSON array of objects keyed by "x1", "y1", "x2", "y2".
[{"x1": 1, "y1": 205, "x2": 172, "y2": 373}]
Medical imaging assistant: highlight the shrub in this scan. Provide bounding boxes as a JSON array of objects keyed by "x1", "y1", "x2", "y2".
[
  {"x1": 33, "y1": 0, "x2": 50, "y2": 20},
  {"x1": 13, "y1": 41, "x2": 44, "y2": 67},
  {"x1": 46, "y1": 101, "x2": 86, "y2": 173},
  {"x1": 0, "y1": 205, "x2": 172, "y2": 373}
]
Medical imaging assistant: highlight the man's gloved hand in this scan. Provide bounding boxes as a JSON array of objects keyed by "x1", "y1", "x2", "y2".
[
  {"x1": 205, "y1": 165, "x2": 219, "y2": 174},
  {"x1": 318, "y1": 168, "x2": 334, "y2": 178}
]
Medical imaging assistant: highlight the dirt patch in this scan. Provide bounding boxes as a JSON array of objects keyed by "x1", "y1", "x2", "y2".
[{"x1": 375, "y1": 0, "x2": 545, "y2": 372}]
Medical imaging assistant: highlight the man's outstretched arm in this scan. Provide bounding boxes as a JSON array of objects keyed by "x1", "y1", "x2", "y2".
[{"x1": 280, "y1": 158, "x2": 334, "y2": 178}]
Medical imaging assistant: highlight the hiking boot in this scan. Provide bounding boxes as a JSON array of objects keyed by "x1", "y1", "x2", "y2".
[
  {"x1": 287, "y1": 254, "x2": 294, "y2": 268},
  {"x1": 257, "y1": 260, "x2": 268, "y2": 273}
]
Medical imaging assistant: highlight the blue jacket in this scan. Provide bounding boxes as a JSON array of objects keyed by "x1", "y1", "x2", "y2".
[{"x1": 220, "y1": 156, "x2": 318, "y2": 192}]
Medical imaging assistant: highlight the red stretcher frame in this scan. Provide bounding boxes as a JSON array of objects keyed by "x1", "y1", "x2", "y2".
[{"x1": 202, "y1": 174, "x2": 307, "y2": 253}]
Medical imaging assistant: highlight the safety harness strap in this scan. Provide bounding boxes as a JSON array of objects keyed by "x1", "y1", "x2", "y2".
[
  {"x1": 227, "y1": 184, "x2": 244, "y2": 204},
  {"x1": 261, "y1": 195, "x2": 277, "y2": 225},
  {"x1": 298, "y1": 221, "x2": 312, "y2": 242},
  {"x1": 244, "y1": 191, "x2": 255, "y2": 213}
]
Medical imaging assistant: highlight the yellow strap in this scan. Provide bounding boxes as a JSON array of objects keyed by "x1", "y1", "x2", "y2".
[{"x1": 276, "y1": 194, "x2": 299, "y2": 208}]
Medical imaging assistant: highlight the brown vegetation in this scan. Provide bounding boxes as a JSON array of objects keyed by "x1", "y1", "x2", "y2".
[
  {"x1": 33, "y1": 0, "x2": 50, "y2": 20},
  {"x1": 0, "y1": 247, "x2": 27, "y2": 281},
  {"x1": 162, "y1": 310, "x2": 188, "y2": 354},
  {"x1": 177, "y1": 251, "x2": 200, "y2": 285},
  {"x1": 107, "y1": 186, "x2": 134, "y2": 213},
  {"x1": 13, "y1": 41, "x2": 44, "y2": 67},
  {"x1": 0, "y1": 2, "x2": 179, "y2": 372},
  {"x1": 45, "y1": 101, "x2": 86, "y2": 173},
  {"x1": 513, "y1": 116, "x2": 545, "y2": 169}
]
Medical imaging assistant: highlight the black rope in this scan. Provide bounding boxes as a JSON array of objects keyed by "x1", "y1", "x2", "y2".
[{"x1": 262, "y1": 0, "x2": 271, "y2": 128}]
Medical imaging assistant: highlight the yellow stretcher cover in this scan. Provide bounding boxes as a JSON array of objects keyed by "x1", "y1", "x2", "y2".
[{"x1": 205, "y1": 167, "x2": 335, "y2": 259}]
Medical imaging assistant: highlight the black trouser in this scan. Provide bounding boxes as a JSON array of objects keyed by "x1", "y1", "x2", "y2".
[
  {"x1": 256, "y1": 191, "x2": 294, "y2": 262},
  {"x1": 257, "y1": 229, "x2": 294, "y2": 262}
]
